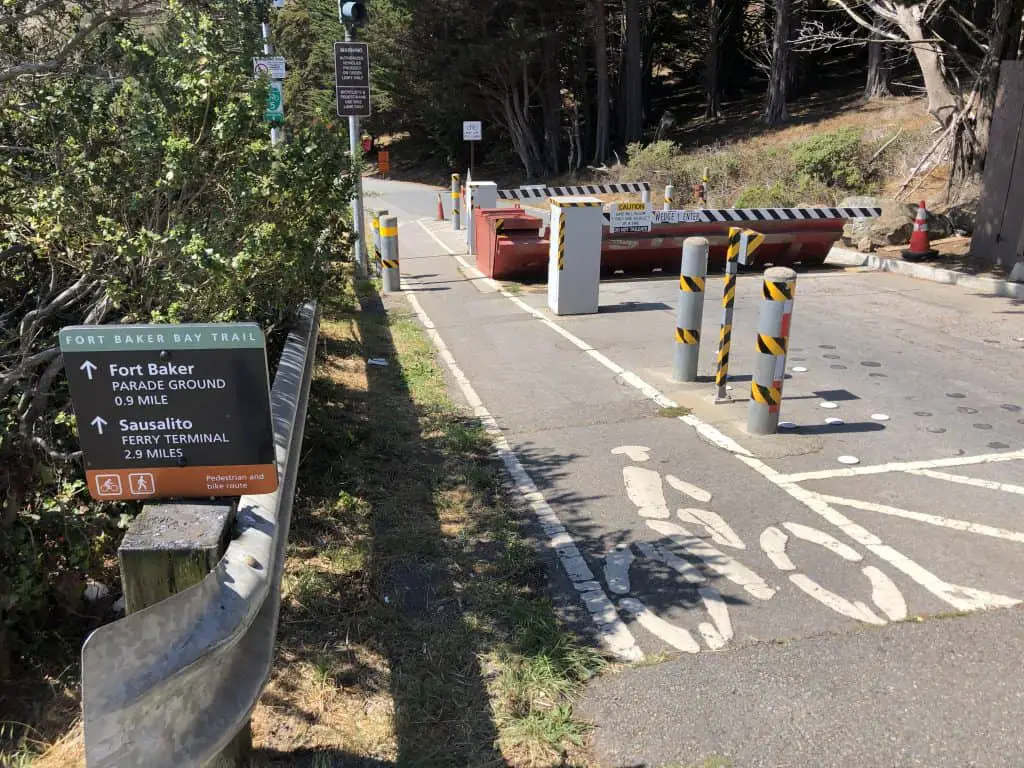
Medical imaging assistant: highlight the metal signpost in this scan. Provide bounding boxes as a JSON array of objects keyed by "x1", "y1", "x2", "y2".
[
  {"x1": 258, "y1": 23, "x2": 283, "y2": 145},
  {"x1": 463, "y1": 120, "x2": 481, "y2": 171},
  {"x1": 335, "y1": 35, "x2": 371, "y2": 275},
  {"x1": 60, "y1": 323, "x2": 278, "y2": 501}
]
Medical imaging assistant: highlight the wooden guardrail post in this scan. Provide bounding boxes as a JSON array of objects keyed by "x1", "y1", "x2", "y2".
[{"x1": 118, "y1": 501, "x2": 251, "y2": 766}]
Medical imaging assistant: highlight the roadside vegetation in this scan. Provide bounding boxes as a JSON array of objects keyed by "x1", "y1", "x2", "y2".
[
  {"x1": 249, "y1": 278, "x2": 605, "y2": 767},
  {"x1": 1, "y1": 2, "x2": 353, "y2": 762}
]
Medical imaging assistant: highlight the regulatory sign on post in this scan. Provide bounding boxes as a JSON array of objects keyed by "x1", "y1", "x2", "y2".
[
  {"x1": 334, "y1": 41, "x2": 371, "y2": 117},
  {"x1": 253, "y1": 56, "x2": 287, "y2": 80},
  {"x1": 59, "y1": 323, "x2": 278, "y2": 501},
  {"x1": 462, "y1": 121, "x2": 482, "y2": 141},
  {"x1": 264, "y1": 80, "x2": 284, "y2": 122},
  {"x1": 609, "y1": 202, "x2": 653, "y2": 233}
]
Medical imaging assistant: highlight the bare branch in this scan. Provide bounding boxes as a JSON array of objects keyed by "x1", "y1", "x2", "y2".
[{"x1": 829, "y1": 0, "x2": 902, "y2": 39}]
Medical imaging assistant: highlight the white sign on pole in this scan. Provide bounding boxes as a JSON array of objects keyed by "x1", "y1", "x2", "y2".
[
  {"x1": 253, "y1": 57, "x2": 287, "y2": 80},
  {"x1": 462, "y1": 121, "x2": 483, "y2": 141},
  {"x1": 653, "y1": 209, "x2": 708, "y2": 224},
  {"x1": 609, "y1": 202, "x2": 653, "y2": 233}
]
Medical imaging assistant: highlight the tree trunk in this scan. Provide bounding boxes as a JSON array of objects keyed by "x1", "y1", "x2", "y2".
[
  {"x1": 705, "y1": 0, "x2": 723, "y2": 119},
  {"x1": 591, "y1": 0, "x2": 610, "y2": 163},
  {"x1": 764, "y1": 0, "x2": 791, "y2": 124},
  {"x1": 864, "y1": 20, "x2": 892, "y2": 100},
  {"x1": 893, "y1": 5, "x2": 959, "y2": 125},
  {"x1": 542, "y1": 32, "x2": 562, "y2": 176},
  {"x1": 622, "y1": 0, "x2": 644, "y2": 143},
  {"x1": 975, "y1": 0, "x2": 1024, "y2": 168}
]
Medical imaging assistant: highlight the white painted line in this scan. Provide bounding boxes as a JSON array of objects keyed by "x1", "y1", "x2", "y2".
[
  {"x1": 863, "y1": 565, "x2": 908, "y2": 621},
  {"x1": 697, "y1": 622, "x2": 726, "y2": 651},
  {"x1": 905, "y1": 468, "x2": 1024, "y2": 496},
  {"x1": 817, "y1": 494, "x2": 1024, "y2": 544},
  {"x1": 699, "y1": 585, "x2": 734, "y2": 644},
  {"x1": 777, "y1": 450, "x2": 1024, "y2": 483},
  {"x1": 738, "y1": 456, "x2": 1020, "y2": 613},
  {"x1": 635, "y1": 540, "x2": 706, "y2": 584},
  {"x1": 760, "y1": 526, "x2": 795, "y2": 571},
  {"x1": 678, "y1": 508, "x2": 745, "y2": 550},
  {"x1": 623, "y1": 466, "x2": 671, "y2": 519},
  {"x1": 611, "y1": 445, "x2": 651, "y2": 462},
  {"x1": 603, "y1": 547, "x2": 633, "y2": 595},
  {"x1": 618, "y1": 598, "x2": 700, "y2": 654},
  {"x1": 788, "y1": 573, "x2": 885, "y2": 625},
  {"x1": 417, "y1": 219, "x2": 754, "y2": 457},
  {"x1": 404, "y1": 290, "x2": 643, "y2": 661},
  {"x1": 783, "y1": 521, "x2": 862, "y2": 561},
  {"x1": 665, "y1": 474, "x2": 712, "y2": 503},
  {"x1": 646, "y1": 519, "x2": 776, "y2": 600}
]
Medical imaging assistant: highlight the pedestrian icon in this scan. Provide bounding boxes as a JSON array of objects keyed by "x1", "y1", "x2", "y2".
[
  {"x1": 129, "y1": 472, "x2": 156, "y2": 496},
  {"x1": 95, "y1": 474, "x2": 123, "y2": 497}
]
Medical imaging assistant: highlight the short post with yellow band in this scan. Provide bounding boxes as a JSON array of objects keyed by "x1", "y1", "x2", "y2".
[
  {"x1": 370, "y1": 208, "x2": 388, "y2": 275},
  {"x1": 663, "y1": 183, "x2": 674, "y2": 211},
  {"x1": 379, "y1": 214, "x2": 401, "y2": 293},
  {"x1": 715, "y1": 227, "x2": 764, "y2": 401},
  {"x1": 747, "y1": 266, "x2": 796, "y2": 434},
  {"x1": 672, "y1": 237, "x2": 709, "y2": 383},
  {"x1": 451, "y1": 173, "x2": 461, "y2": 231},
  {"x1": 547, "y1": 196, "x2": 604, "y2": 316}
]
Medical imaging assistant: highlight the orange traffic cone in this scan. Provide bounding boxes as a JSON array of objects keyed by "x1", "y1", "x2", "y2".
[
  {"x1": 436, "y1": 193, "x2": 445, "y2": 221},
  {"x1": 902, "y1": 200, "x2": 938, "y2": 262}
]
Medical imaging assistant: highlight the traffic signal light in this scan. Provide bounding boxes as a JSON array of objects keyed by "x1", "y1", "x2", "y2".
[{"x1": 339, "y1": 1, "x2": 367, "y2": 26}]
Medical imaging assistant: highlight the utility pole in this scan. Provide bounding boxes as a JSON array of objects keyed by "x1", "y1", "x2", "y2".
[{"x1": 339, "y1": 2, "x2": 369, "y2": 276}]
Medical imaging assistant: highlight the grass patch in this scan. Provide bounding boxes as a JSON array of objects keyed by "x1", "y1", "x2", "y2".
[
  {"x1": 251, "y1": 274, "x2": 604, "y2": 766},
  {"x1": 658, "y1": 406, "x2": 693, "y2": 418}
]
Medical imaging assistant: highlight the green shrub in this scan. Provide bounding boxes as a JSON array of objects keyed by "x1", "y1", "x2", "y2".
[
  {"x1": 733, "y1": 182, "x2": 797, "y2": 208},
  {"x1": 792, "y1": 128, "x2": 872, "y2": 190}
]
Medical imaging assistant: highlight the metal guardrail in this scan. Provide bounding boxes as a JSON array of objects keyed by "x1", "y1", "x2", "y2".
[
  {"x1": 497, "y1": 182, "x2": 650, "y2": 200},
  {"x1": 81, "y1": 301, "x2": 321, "y2": 767}
]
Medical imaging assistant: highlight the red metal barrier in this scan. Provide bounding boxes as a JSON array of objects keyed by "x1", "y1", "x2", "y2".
[{"x1": 475, "y1": 212, "x2": 845, "y2": 281}]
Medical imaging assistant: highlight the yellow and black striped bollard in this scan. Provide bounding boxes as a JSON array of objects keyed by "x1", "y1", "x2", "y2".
[
  {"x1": 380, "y1": 214, "x2": 401, "y2": 293},
  {"x1": 715, "y1": 227, "x2": 763, "y2": 401},
  {"x1": 451, "y1": 173, "x2": 461, "y2": 231},
  {"x1": 672, "y1": 237, "x2": 709, "y2": 382},
  {"x1": 663, "y1": 183, "x2": 674, "y2": 211},
  {"x1": 371, "y1": 208, "x2": 388, "y2": 275},
  {"x1": 748, "y1": 267, "x2": 796, "y2": 434}
]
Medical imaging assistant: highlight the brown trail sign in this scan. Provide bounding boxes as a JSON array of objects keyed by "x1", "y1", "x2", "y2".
[{"x1": 60, "y1": 322, "x2": 278, "y2": 501}]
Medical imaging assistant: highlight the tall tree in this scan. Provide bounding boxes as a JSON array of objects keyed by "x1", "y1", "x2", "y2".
[
  {"x1": 622, "y1": 0, "x2": 644, "y2": 142},
  {"x1": 864, "y1": 14, "x2": 892, "y2": 99},
  {"x1": 591, "y1": 0, "x2": 611, "y2": 162},
  {"x1": 765, "y1": 0, "x2": 792, "y2": 123},
  {"x1": 705, "y1": 0, "x2": 725, "y2": 119}
]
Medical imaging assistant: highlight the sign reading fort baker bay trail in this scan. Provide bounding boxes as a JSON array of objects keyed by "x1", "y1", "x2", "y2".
[{"x1": 59, "y1": 323, "x2": 278, "y2": 501}]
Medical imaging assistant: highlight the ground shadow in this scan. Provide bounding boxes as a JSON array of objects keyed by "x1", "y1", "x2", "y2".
[{"x1": 599, "y1": 301, "x2": 673, "y2": 315}]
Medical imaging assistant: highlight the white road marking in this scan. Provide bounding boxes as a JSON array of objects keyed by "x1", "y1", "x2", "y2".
[
  {"x1": 788, "y1": 573, "x2": 886, "y2": 625},
  {"x1": 905, "y1": 468, "x2": 1024, "y2": 496},
  {"x1": 618, "y1": 598, "x2": 701, "y2": 653},
  {"x1": 699, "y1": 585, "x2": 734, "y2": 644},
  {"x1": 863, "y1": 565, "x2": 908, "y2": 621},
  {"x1": 778, "y1": 450, "x2": 1024, "y2": 483},
  {"x1": 611, "y1": 445, "x2": 651, "y2": 462},
  {"x1": 623, "y1": 466, "x2": 671, "y2": 518},
  {"x1": 666, "y1": 474, "x2": 712, "y2": 503},
  {"x1": 678, "y1": 508, "x2": 745, "y2": 549},
  {"x1": 697, "y1": 622, "x2": 726, "y2": 650},
  {"x1": 739, "y1": 456, "x2": 1020, "y2": 612},
  {"x1": 404, "y1": 290, "x2": 643, "y2": 661},
  {"x1": 760, "y1": 526, "x2": 796, "y2": 571},
  {"x1": 837, "y1": 456, "x2": 861, "y2": 465},
  {"x1": 646, "y1": 519, "x2": 776, "y2": 600},
  {"x1": 635, "y1": 540, "x2": 707, "y2": 583},
  {"x1": 783, "y1": 521, "x2": 862, "y2": 561},
  {"x1": 817, "y1": 494, "x2": 1024, "y2": 544},
  {"x1": 604, "y1": 547, "x2": 634, "y2": 594}
]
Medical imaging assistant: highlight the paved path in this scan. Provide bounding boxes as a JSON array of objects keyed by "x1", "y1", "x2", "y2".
[{"x1": 365, "y1": 178, "x2": 1024, "y2": 766}]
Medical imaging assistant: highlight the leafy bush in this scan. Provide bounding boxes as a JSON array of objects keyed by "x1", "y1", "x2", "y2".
[
  {"x1": 1, "y1": 0, "x2": 354, "y2": 658},
  {"x1": 792, "y1": 128, "x2": 872, "y2": 190},
  {"x1": 733, "y1": 182, "x2": 797, "y2": 208}
]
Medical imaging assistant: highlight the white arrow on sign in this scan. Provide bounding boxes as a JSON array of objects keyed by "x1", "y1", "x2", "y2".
[
  {"x1": 80, "y1": 360, "x2": 98, "y2": 380},
  {"x1": 91, "y1": 416, "x2": 108, "y2": 435}
]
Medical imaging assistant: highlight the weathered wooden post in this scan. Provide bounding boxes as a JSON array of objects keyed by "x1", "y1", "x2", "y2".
[{"x1": 118, "y1": 501, "x2": 251, "y2": 766}]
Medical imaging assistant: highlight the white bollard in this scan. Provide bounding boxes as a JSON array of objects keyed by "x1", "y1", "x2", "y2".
[
  {"x1": 547, "y1": 197, "x2": 604, "y2": 316},
  {"x1": 663, "y1": 184, "x2": 674, "y2": 211},
  {"x1": 466, "y1": 181, "x2": 497, "y2": 256}
]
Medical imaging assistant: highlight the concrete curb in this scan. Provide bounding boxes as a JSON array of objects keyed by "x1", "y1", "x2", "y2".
[{"x1": 826, "y1": 247, "x2": 1024, "y2": 300}]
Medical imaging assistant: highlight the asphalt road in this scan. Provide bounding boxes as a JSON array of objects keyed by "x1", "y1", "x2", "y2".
[{"x1": 365, "y1": 177, "x2": 1024, "y2": 767}]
